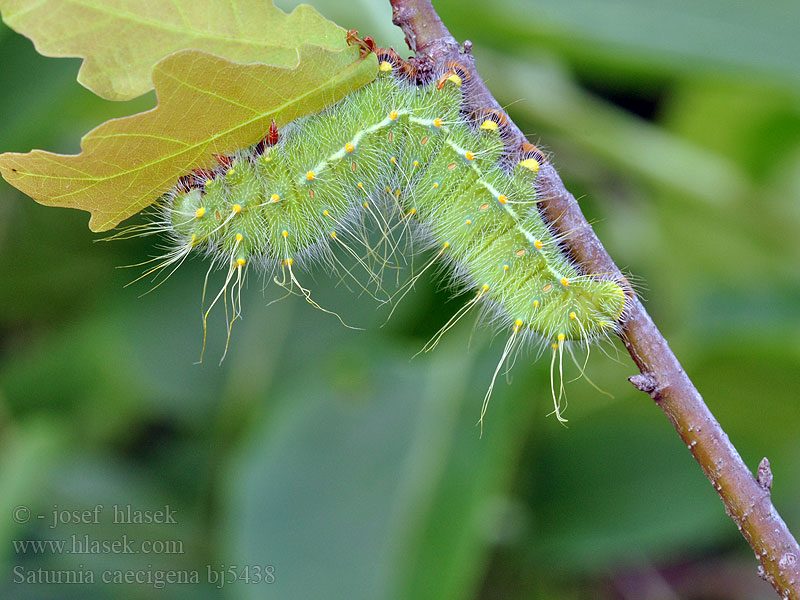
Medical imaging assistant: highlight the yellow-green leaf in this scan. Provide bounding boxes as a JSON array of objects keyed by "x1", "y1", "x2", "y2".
[
  {"x1": 0, "y1": 0, "x2": 349, "y2": 100},
  {"x1": 0, "y1": 46, "x2": 377, "y2": 231}
]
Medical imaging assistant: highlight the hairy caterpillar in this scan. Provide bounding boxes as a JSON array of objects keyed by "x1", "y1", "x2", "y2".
[{"x1": 135, "y1": 51, "x2": 628, "y2": 425}]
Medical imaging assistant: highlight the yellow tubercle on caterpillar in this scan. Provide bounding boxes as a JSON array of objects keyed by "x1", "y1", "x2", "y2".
[
  {"x1": 195, "y1": 207, "x2": 205, "y2": 218},
  {"x1": 235, "y1": 233, "x2": 243, "y2": 242},
  {"x1": 389, "y1": 110, "x2": 399, "y2": 121},
  {"x1": 270, "y1": 194, "x2": 280, "y2": 203},
  {"x1": 236, "y1": 258, "x2": 246, "y2": 267},
  {"x1": 433, "y1": 118, "x2": 443, "y2": 128},
  {"x1": 552, "y1": 333, "x2": 567, "y2": 350},
  {"x1": 378, "y1": 61, "x2": 393, "y2": 72},
  {"x1": 534, "y1": 240, "x2": 544, "y2": 249},
  {"x1": 412, "y1": 160, "x2": 419, "y2": 167},
  {"x1": 435, "y1": 66, "x2": 465, "y2": 90},
  {"x1": 465, "y1": 151, "x2": 475, "y2": 161},
  {"x1": 480, "y1": 120, "x2": 498, "y2": 131},
  {"x1": 232, "y1": 204, "x2": 242, "y2": 214},
  {"x1": 281, "y1": 230, "x2": 289, "y2": 238},
  {"x1": 345, "y1": 142, "x2": 355, "y2": 153},
  {"x1": 306, "y1": 171, "x2": 315, "y2": 181},
  {"x1": 560, "y1": 277, "x2": 570, "y2": 287},
  {"x1": 498, "y1": 194, "x2": 508, "y2": 205},
  {"x1": 519, "y1": 158, "x2": 540, "y2": 174}
]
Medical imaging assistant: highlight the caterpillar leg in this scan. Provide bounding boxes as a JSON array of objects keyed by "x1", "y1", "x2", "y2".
[
  {"x1": 375, "y1": 47, "x2": 418, "y2": 81},
  {"x1": 436, "y1": 61, "x2": 470, "y2": 90},
  {"x1": 520, "y1": 142, "x2": 548, "y2": 167}
]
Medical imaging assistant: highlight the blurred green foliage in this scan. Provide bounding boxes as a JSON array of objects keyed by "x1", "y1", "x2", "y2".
[{"x1": 1, "y1": 0, "x2": 799, "y2": 598}]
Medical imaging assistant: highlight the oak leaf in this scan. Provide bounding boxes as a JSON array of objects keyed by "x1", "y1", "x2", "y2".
[
  {"x1": 0, "y1": 46, "x2": 377, "y2": 231},
  {"x1": 0, "y1": 0, "x2": 350, "y2": 100}
]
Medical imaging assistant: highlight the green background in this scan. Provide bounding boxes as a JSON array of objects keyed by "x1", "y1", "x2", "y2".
[{"x1": 1, "y1": 0, "x2": 799, "y2": 598}]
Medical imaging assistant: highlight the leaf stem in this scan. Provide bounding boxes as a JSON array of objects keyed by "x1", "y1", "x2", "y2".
[{"x1": 387, "y1": 0, "x2": 800, "y2": 596}]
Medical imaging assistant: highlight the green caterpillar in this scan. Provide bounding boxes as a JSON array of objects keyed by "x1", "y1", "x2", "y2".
[{"x1": 145, "y1": 54, "x2": 628, "y2": 424}]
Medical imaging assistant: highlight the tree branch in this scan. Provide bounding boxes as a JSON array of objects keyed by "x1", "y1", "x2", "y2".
[{"x1": 388, "y1": 0, "x2": 800, "y2": 596}]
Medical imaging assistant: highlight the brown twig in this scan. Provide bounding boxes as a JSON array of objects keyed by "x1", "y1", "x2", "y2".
[{"x1": 388, "y1": 0, "x2": 800, "y2": 597}]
